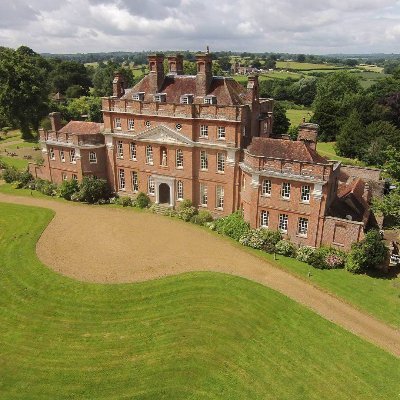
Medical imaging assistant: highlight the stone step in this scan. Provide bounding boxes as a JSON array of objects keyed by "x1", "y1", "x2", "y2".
[{"x1": 152, "y1": 203, "x2": 173, "y2": 215}]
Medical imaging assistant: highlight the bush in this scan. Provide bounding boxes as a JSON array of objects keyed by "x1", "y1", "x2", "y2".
[
  {"x1": 57, "y1": 179, "x2": 79, "y2": 200},
  {"x1": 239, "y1": 228, "x2": 281, "y2": 250},
  {"x1": 0, "y1": 157, "x2": 7, "y2": 169},
  {"x1": 215, "y1": 211, "x2": 250, "y2": 241},
  {"x1": 262, "y1": 230, "x2": 283, "y2": 253},
  {"x1": 2, "y1": 166, "x2": 20, "y2": 183},
  {"x1": 296, "y1": 246, "x2": 316, "y2": 263},
  {"x1": 190, "y1": 209, "x2": 213, "y2": 225},
  {"x1": 35, "y1": 179, "x2": 57, "y2": 196},
  {"x1": 345, "y1": 230, "x2": 388, "y2": 274},
  {"x1": 78, "y1": 176, "x2": 111, "y2": 204},
  {"x1": 309, "y1": 247, "x2": 347, "y2": 270},
  {"x1": 119, "y1": 196, "x2": 133, "y2": 207},
  {"x1": 176, "y1": 200, "x2": 197, "y2": 222},
  {"x1": 134, "y1": 192, "x2": 150, "y2": 208},
  {"x1": 18, "y1": 170, "x2": 33, "y2": 187},
  {"x1": 275, "y1": 240, "x2": 297, "y2": 257}
]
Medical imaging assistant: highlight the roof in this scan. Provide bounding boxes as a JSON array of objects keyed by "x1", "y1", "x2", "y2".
[
  {"x1": 246, "y1": 137, "x2": 329, "y2": 164},
  {"x1": 58, "y1": 121, "x2": 103, "y2": 135},
  {"x1": 121, "y1": 75, "x2": 250, "y2": 106}
]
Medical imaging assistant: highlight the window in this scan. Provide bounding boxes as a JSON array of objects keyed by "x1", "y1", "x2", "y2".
[
  {"x1": 176, "y1": 149, "x2": 183, "y2": 168},
  {"x1": 49, "y1": 148, "x2": 55, "y2": 160},
  {"x1": 130, "y1": 143, "x2": 137, "y2": 160},
  {"x1": 117, "y1": 141, "x2": 123, "y2": 159},
  {"x1": 260, "y1": 210, "x2": 269, "y2": 228},
  {"x1": 131, "y1": 171, "x2": 138, "y2": 192},
  {"x1": 262, "y1": 179, "x2": 272, "y2": 196},
  {"x1": 148, "y1": 176, "x2": 155, "y2": 195},
  {"x1": 217, "y1": 126, "x2": 226, "y2": 139},
  {"x1": 298, "y1": 217, "x2": 309, "y2": 237},
  {"x1": 279, "y1": 214, "x2": 289, "y2": 233},
  {"x1": 200, "y1": 150, "x2": 208, "y2": 170},
  {"x1": 146, "y1": 145, "x2": 153, "y2": 164},
  {"x1": 180, "y1": 94, "x2": 193, "y2": 104},
  {"x1": 301, "y1": 185, "x2": 311, "y2": 203},
  {"x1": 145, "y1": 120, "x2": 151, "y2": 128},
  {"x1": 70, "y1": 149, "x2": 76, "y2": 163},
  {"x1": 72, "y1": 174, "x2": 78, "y2": 180},
  {"x1": 281, "y1": 182, "x2": 291, "y2": 199},
  {"x1": 200, "y1": 183, "x2": 208, "y2": 206},
  {"x1": 118, "y1": 169, "x2": 125, "y2": 190},
  {"x1": 60, "y1": 150, "x2": 65, "y2": 162},
  {"x1": 128, "y1": 118, "x2": 135, "y2": 131},
  {"x1": 216, "y1": 186, "x2": 224, "y2": 209},
  {"x1": 177, "y1": 180, "x2": 184, "y2": 200},
  {"x1": 217, "y1": 152, "x2": 225, "y2": 173},
  {"x1": 204, "y1": 95, "x2": 217, "y2": 104},
  {"x1": 200, "y1": 125, "x2": 208, "y2": 138},
  {"x1": 154, "y1": 93, "x2": 166, "y2": 102},
  {"x1": 114, "y1": 117, "x2": 121, "y2": 129},
  {"x1": 89, "y1": 151, "x2": 97, "y2": 164},
  {"x1": 132, "y1": 92, "x2": 144, "y2": 101},
  {"x1": 62, "y1": 173, "x2": 67, "y2": 181}
]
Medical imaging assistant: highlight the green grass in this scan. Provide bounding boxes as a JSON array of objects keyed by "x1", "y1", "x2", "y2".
[
  {"x1": 0, "y1": 156, "x2": 29, "y2": 170},
  {"x1": 286, "y1": 108, "x2": 313, "y2": 126},
  {"x1": 276, "y1": 61, "x2": 346, "y2": 71},
  {"x1": 5, "y1": 141, "x2": 38, "y2": 149},
  {"x1": 0, "y1": 202, "x2": 399, "y2": 399},
  {"x1": 0, "y1": 129, "x2": 21, "y2": 143},
  {"x1": 316, "y1": 142, "x2": 366, "y2": 165}
]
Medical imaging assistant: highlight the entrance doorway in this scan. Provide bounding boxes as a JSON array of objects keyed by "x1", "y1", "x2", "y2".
[{"x1": 159, "y1": 183, "x2": 170, "y2": 204}]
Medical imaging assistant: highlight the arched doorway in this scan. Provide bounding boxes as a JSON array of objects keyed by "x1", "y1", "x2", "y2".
[{"x1": 159, "y1": 183, "x2": 170, "y2": 204}]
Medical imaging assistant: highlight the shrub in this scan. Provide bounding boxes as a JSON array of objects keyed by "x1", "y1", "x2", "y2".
[
  {"x1": 1, "y1": 166, "x2": 20, "y2": 183},
  {"x1": 78, "y1": 176, "x2": 111, "y2": 204},
  {"x1": 262, "y1": 230, "x2": 283, "y2": 253},
  {"x1": 190, "y1": 210, "x2": 213, "y2": 225},
  {"x1": 57, "y1": 179, "x2": 79, "y2": 200},
  {"x1": 134, "y1": 192, "x2": 150, "y2": 208},
  {"x1": 35, "y1": 179, "x2": 57, "y2": 196},
  {"x1": 119, "y1": 196, "x2": 133, "y2": 207},
  {"x1": 176, "y1": 200, "x2": 197, "y2": 222},
  {"x1": 0, "y1": 157, "x2": 7, "y2": 169},
  {"x1": 18, "y1": 170, "x2": 33, "y2": 187},
  {"x1": 275, "y1": 240, "x2": 297, "y2": 257},
  {"x1": 345, "y1": 230, "x2": 388, "y2": 274},
  {"x1": 309, "y1": 247, "x2": 347, "y2": 270},
  {"x1": 215, "y1": 211, "x2": 250, "y2": 241},
  {"x1": 239, "y1": 228, "x2": 281, "y2": 250},
  {"x1": 296, "y1": 246, "x2": 316, "y2": 263}
]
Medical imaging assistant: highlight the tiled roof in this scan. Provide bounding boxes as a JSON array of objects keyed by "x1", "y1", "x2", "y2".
[
  {"x1": 58, "y1": 121, "x2": 103, "y2": 135},
  {"x1": 246, "y1": 137, "x2": 329, "y2": 164},
  {"x1": 122, "y1": 75, "x2": 249, "y2": 106}
]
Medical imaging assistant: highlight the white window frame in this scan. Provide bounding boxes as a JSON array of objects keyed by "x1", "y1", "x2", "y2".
[
  {"x1": 262, "y1": 179, "x2": 272, "y2": 196},
  {"x1": 128, "y1": 118, "x2": 135, "y2": 131},
  {"x1": 148, "y1": 176, "x2": 155, "y2": 196},
  {"x1": 176, "y1": 149, "x2": 183, "y2": 169},
  {"x1": 60, "y1": 150, "x2": 65, "y2": 162},
  {"x1": 217, "y1": 126, "x2": 226, "y2": 140},
  {"x1": 130, "y1": 142, "x2": 137, "y2": 161},
  {"x1": 70, "y1": 149, "x2": 76, "y2": 164},
  {"x1": 62, "y1": 173, "x2": 67, "y2": 181},
  {"x1": 281, "y1": 182, "x2": 291, "y2": 199},
  {"x1": 200, "y1": 183, "x2": 208, "y2": 206},
  {"x1": 118, "y1": 169, "x2": 125, "y2": 190},
  {"x1": 279, "y1": 214, "x2": 288, "y2": 233},
  {"x1": 131, "y1": 171, "x2": 138, "y2": 192},
  {"x1": 49, "y1": 147, "x2": 55, "y2": 160},
  {"x1": 200, "y1": 125, "x2": 208, "y2": 138},
  {"x1": 89, "y1": 151, "x2": 97, "y2": 164},
  {"x1": 217, "y1": 152, "x2": 225, "y2": 173},
  {"x1": 146, "y1": 145, "x2": 153, "y2": 165},
  {"x1": 301, "y1": 185, "x2": 311, "y2": 203},
  {"x1": 260, "y1": 210, "x2": 269, "y2": 228},
  {"x1": 117, "y1": 141, "x2": 123, "y2": 159},
  {"x1": 200, "y1": 150, "x2": 208, "y2": 170},
  {"x1": 72, "y1": 174, "x2": 78, "y2": 181},
  {"x1": 204, "y1": 96, "x2": 216, "y2": 105},
  {"x1": 216, "y1": 185, "x2": 224, "y2": 210},
  {"x1": 177, "y1": 180, "x2": 184, "y2": 200},
  {"x1": 114, "y1": 117, "x2": 121, "y2": 130},
  {"x1": 298, "y1": 217, "x2": 309, "y2": 237}
]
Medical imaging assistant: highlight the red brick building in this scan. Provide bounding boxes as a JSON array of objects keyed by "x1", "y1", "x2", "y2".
[{"x1": 31, "y1": 52, "x2": 379, "y2": 250}]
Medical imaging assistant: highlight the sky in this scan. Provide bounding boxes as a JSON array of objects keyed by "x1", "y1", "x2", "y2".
[{"x1": 1, "y1": 0, "x2": 400, "y2": 54}]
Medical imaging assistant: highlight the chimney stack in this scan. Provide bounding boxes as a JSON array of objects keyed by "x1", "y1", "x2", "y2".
[
  {"x1": 195, "y1": 53, "x2": 213, "y2": 97},
  {"x1": 167, "y1": 54, "x2": 184, "y2": 75},
  {"x1": 247, "y1": 75, "x2": 259, "y2": 103},
  {"x1": 49, "y1": 112, "x2": 62, "y2": 132},
  {"x1": 148, "y1": 53, "x2": 165, "y2": 93},
  {"x1": 297, "y1": 122, "x2": 319, "y2": 150},
  {"x1": 113, "y1": 73, "x2": 126, "y2": 98}
]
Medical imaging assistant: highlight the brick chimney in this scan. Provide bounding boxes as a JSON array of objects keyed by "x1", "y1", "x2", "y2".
[
  {"x1": 297, "y1": 122, "x2": 319, "y2": 151},
  {"x1": 247, "y1": 75, "x2": 259, "y2": 103},
  {"x1": 148, "y1": 53, "x2": 165, "y2": 93},
  {"x1": 49, "y1": 112, "x2": 62, "y2": 132},
  {"x1": 113, "y1": 72, "x2": 126, "y2": 98},
  {"x1": 196, "y1": 53, "x2": 213, "y2": 97},
  {"x1": 167, "y1": 54, "x2": 184, "y2": 75}
]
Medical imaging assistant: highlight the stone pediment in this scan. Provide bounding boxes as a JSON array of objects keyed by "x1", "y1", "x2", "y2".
[{"x1": 134, "y1": 125, "x2": 194, "y2": 146}]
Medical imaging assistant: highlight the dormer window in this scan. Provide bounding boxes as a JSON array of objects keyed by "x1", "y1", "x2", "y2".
[
  {"x1": 132, "y1": 92, "x2": 145, "y2": 101},
  {"x1": 154, "y1": 93, "x2": 166, "y2": 103},
  {"x1": 180, "y1": 94, "x2": 194, "y2": 104},
  {"x1": 204, "y1": 95, "x2": 217, "y2": 105}
]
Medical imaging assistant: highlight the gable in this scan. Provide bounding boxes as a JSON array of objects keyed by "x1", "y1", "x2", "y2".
[{"x1": 133, "y1": 125, "x2": 194, "y2": 146}]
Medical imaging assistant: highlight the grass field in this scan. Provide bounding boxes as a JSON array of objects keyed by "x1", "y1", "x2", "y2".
[
  {"x1": 286, "y1": 109, "x2": 313, "y2": 126},
  {"x1": 0, "y1": 156, "x2": 29, "y2": 170},
  {"x1": 276, "y1": 61, "x2": 345, "y2": 71},
  {"x1": 316, "y1": 142, "x2": 366, "y2": 166},
  {"x1": 0, "y1": 201, "x2": 399, "y2": 399}
]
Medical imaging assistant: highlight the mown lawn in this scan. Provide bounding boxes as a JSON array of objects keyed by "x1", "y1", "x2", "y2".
[
  {"x1": 276, "y1": 61, "x2": 346, "y2": 71},
  {"x1": 316, "y1": 141, "x2": 366, "y2": 166},
  {"x1": 0, "y1": 156, "x2": 29, "y2": 170},
  {"x1": 286, "y1": 109, "x2": 313, "y2": 126},
  {"x1": 0, "y1": 202, "x2": 399, "y2": 399}
]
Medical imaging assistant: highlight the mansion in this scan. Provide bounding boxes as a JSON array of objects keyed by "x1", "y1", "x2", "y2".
[{"x1": 30, "y1": 52, "x2": 382, "y2": 250}]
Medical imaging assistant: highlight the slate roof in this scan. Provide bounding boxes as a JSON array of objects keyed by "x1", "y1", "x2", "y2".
[
  {"x1": 58, "y1": 121, "x2": 103, "y2": 135},
  {"x1": 246, "y1": 137, "x2": 329, "y2": 164}
]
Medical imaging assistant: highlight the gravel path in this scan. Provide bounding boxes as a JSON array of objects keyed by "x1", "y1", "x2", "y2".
[{"x1": 1, "y1": 192, "x2": 399, "y2": 358}]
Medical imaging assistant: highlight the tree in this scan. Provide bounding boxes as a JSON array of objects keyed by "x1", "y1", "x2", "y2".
[
  {"x1": 372, "y1": 188, "x2": 400, "y2": 228},
  {"x1": 92, "y1": 62, "x2": 134, "y2": 97},
  {"x1": 0, "y1": 46, "x2": 50, "y2": 139},
  {"x1": 78, "y1": 176, "x2": 111, "y2": 204},
  {"x1": 65, "y1": 97, "x2": 102, "y2": 122},
  {"x1": 383, "y1": 145, "x2": 400, "y2": 181},
  {"x1": 272, "y1": 102, "x2": 290, "y2": 136},
  {"x1": 290, "y1": 77, "x2": 317, "y2": 106},
  {"x1": 218, "y1": 56, "x2": 231, "y2": 71},
  {"x1": 296, "y1": 54, "x2": 306, "y2": 63},
  {"x1": 335, "y1": 111, "x2": 365, "y2": 158}
]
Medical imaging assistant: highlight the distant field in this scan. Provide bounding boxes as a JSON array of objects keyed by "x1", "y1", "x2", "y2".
[
  {"x1": 316, "y1": 142, "x2": 366, "y2": 166},
  {"x1": 286, "y1": 109, "x2": 313, "y2": 126},
  {"x1": 358, "y1": 65, "x2": 384, "y2": 73},
  {"x1": 276, "y1": 61, "x2": 345, "y2": 71}
]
